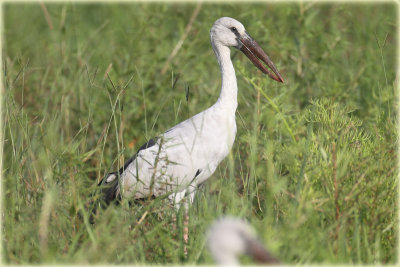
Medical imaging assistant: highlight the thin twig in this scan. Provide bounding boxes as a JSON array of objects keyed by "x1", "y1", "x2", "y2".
[
  {"x1": 104, "y1": 64, "x2": 113, "y2": 80},
  {"x1": 344, "y1": 172, "x2": 366, "y2": 201},
  {"x1": 160, "y1": 2, "x2": 202, "y2": 75},
  {"x1": 137, "y1": 211, "x2": 148, "y2": 226},
  {"x1": 39, "y1": 1, "x2": 53, "y2": 30},
  {"x1": 374, "y1": 32, "x2": 389, "y2": 87},
  {"x1": 332, "y1": 142, "x2": 339, "y2": 255},
  {"x1": 332, "y1": 142, "x2": 339, "y2": 221}
]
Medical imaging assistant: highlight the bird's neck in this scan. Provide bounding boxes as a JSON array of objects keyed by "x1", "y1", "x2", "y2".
[{"x1": 212, "y1": 42, "x2": 238, "y2": 112}]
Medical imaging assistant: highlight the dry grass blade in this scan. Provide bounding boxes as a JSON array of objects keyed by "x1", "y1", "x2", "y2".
[
  {"x1": 160, "y1": 2, "x2": 202, "y2": 75},
  {"x1": 39, "y1": 1, "x2": 53, "y2": 30}
]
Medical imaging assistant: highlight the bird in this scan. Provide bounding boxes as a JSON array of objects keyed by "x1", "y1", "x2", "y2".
[
  {"x1": 96, "y1": 17, "x2": 284, "y2": 210},
  {"x1": 207, "y1": 217, "x2": 280, "y2": 265}
]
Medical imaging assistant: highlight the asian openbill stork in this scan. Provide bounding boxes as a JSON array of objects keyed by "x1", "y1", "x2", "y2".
[
  {"x1": 207, "y1": 217, "x2": 280, "y2": 265},
  {"x1": 97, "y1": 17, "x2": 283, "y2": 211}
]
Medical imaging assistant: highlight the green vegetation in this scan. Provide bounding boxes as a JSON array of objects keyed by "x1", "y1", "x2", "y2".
[{"x1": 2, "y1": 2, "x2": 397, "y2": 264}]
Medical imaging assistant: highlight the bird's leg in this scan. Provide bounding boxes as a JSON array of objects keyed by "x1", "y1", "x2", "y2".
[
  {"x1": 169, "y1": 190, "x2": 185, "y2": 229},
  {"x1": 169, "y1": 190, "x2": 187, "y2": 211},
  {"x1": 168, "y1": 186, "x2": 197, "y2": 257},
  {"x1": 188, "y1": 186, "x2": 197, "y2": 204},
  {"x1": 183, "y1": 208, "x2": 189, "y2": 256},
  {"x1": 168, "y1": 190, "x2": 188, "y2": 255},
  {"x1": 182, "y1": 186, "x2": 197, "y2": 256}
]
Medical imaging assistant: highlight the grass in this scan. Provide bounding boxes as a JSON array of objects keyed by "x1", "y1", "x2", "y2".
[{"x1": 2, "y1": 1, "x2": 397, "y2": 264}]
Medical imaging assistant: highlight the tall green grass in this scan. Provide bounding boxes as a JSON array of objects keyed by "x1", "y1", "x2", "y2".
[{"x1": 2, "y1": 2, "x2": 397, "y2": 264}]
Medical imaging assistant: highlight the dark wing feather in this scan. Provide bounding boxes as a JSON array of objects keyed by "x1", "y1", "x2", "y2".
[{"x1": 97, "y1": 138, "x2": 158, "y2": 205}]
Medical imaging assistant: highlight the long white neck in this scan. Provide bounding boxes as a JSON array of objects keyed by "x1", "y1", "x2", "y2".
[{"x1": 212, "y1": 41, "x2": 238, "y2": 112}]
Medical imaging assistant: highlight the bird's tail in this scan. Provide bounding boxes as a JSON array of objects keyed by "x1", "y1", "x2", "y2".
[
  {"x1": 99, "y1": 173, "x2": 120, "y2": 205},
  {"x1": 87, "y1": 173, "x2": 120, "y2": 223}
]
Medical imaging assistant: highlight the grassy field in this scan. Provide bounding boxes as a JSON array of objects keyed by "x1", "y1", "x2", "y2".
[{"x1": 2, "y1": 1, "x2": 397, "y2": 264}]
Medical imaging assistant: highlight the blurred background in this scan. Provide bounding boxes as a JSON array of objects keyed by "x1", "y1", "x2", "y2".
[{"x1": 2, "y1": 2, "x2": 397, "y2": 264}]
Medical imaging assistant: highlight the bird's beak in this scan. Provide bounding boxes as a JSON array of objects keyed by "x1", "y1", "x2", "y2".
[
  {"x1": 239, "y1": 33, "x2": 284, "y2": 83},
  {"x1": 246, "y1": 239, "x2": 280, "y2": 264}
]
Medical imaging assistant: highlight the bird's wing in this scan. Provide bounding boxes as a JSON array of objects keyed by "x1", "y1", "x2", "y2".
[
  {"x1": 119, "y1": 111, "x2": 217, "y2": 198},
  {"x1": 99, "y1": 107, "x2": 230, "y2": 201},
  {"x1": 97, "y1": 138, "x2": 159, "y2": 203}
]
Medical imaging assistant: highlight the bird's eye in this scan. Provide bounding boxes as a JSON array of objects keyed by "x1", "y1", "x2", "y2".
[{"x1": 230, "y1": 27, "x2": 238, "y2": 33}]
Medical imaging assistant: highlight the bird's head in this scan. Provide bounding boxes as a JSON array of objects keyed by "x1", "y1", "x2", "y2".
[
  {"x1": 207, "y1": 217, "x2": 280, "y2": 265},
  {"x1": 210, "y1": 17, "x2": 284, "y2": 83},
  {"x1": 211, "y1": 17, "x2": 246, "y2": 48}
]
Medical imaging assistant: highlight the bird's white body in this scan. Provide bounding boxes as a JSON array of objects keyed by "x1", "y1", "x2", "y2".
[
  {"x1": 116, "y1": 102, "x2": 237, "y2": 202},
  {"x1": 101, "y1": 17, "x2": 283, "y2": 208}
]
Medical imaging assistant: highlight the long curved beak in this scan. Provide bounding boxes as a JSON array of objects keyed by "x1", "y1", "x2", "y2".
[
  {"x1": 239, "y1": 33, "x2": 284, "y2": 83},
  {"x1": 246, "y1": 239, "x2": 281, "y2": 264}
]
